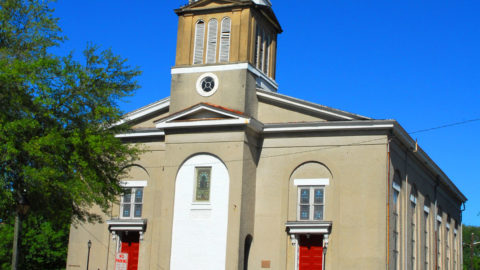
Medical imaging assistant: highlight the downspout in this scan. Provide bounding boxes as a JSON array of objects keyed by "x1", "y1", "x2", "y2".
[
  {"x1": 404, "y1": 149, "x2": 409, "y2": 270},
  {"x1": 386, "y1": 138, "x2": 392, "y2": 270}
]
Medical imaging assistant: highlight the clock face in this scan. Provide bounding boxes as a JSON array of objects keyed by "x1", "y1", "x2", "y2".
[{"x1": 196, "y1": 73, "x2": 219, "y2": 96}]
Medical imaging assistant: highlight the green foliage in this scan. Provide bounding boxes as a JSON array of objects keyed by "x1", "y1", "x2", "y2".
[
  {"x1": 463, "y1": 225, "x2": 480, "y2": 270},
  {"x1": 0, "y1": 215, "x2": 69, "y2": 270},
  {"x1": 0, "y1": 0, "x2": 141, "y2": 223}
]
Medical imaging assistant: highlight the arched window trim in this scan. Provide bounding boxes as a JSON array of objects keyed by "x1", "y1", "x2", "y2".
[
  {"x1": 219, "y1": 17, "x2": 231, "y2": 63},
  {"x1": 193, "y1": 20, "x2": 206, "y2": 64},
  {"x1": 206, "y1": 19, "x2": 218, "y2": 64}
]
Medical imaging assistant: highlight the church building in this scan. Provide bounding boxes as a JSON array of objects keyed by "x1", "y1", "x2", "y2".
[{"x1": 66, "y1": 0, "x2": 466, "y2": 269}]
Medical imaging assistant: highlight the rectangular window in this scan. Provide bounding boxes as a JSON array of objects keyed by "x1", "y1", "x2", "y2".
[
  {"x1": 297, "y1": 187, "x2": 324, "y2": 221},
  {"x1": 411, "y1": 202, "x2": 417, "y2": 270},
  {"x1": 437, "y1": 220, "x2": 442, "y2": 270},
  {"x1": 121, "y1": 187, "x2": 143, "y2": 219},
  {"x1": 424, "y1": 212, "x2": 430, "y2": 269},
  {"x1": 392, "y1": 187, "x2": 400, "y2": 270},
  {"x1": 195, "y1": 167, "x2": 211, "y2": 202},
  {"x1": 446, "y1": 226, "x2": 450, "y2": 270},
  {"x1": 453, "y1": 229, "x2": 457, "y2": 270}
]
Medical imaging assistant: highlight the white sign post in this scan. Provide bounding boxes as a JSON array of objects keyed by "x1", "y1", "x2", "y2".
[{"x1": 115, "y1": 253, "x2": 128, "y2": 270}]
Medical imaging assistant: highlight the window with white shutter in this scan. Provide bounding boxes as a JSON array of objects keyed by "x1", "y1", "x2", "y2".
[
  {"x1": 206, "y1": 19, "x2": 218, "y2": 64},
  {"x1": 219, "y1": 17, "x2": 231, "y2": 63},
  {"x1": 193, "y1": 20, "x2": 206, "y2": 64}
]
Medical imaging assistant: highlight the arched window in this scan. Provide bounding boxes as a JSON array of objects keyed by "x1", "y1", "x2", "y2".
[
  {"x1": 219, "y1": 17, "x2": 231, "y2": 62},
  {"x1": 206, "y1": 19, "x2": 218, "y2": 64},
  {"x1": 193, "y1": 20, "x2": 206, "y2": 64}
]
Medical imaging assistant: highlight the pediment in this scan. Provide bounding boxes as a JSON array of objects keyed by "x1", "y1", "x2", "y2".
[
  {"x1": 183, "y1": 0, "x2": 244, "y2": 10},
  {"x1": 155, "y1": 103, "x2": 258, "y2": 130}
]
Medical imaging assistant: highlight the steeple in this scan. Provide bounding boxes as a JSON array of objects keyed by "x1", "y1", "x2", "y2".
[{"x1": 170, "y1": 0, "x2": 282, "y2": 115}]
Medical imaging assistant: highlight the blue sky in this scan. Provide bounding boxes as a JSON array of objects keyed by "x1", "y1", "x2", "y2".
[{"x1": 52, "y1": 1, "x2": 480, "y2": 225}]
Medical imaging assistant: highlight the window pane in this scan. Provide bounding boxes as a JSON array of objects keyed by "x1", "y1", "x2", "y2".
[
  {"x1": 314, "y1": 205, "x2": 323, "y2": 220},
  {"x1": 314, "y1": 188, "x2": 324, "y2": 204},
  {"x1": 300, "y1": 189, "x2": 309, "y2": 204},
  {"x1": 123, "y1": 189, "x2": 132, "y2": 203},
  {"x1": 196, "y1": 167, "x2": 211, "y2": 201},
  {"x1": 300, "y1": 205, "x2": 310, "y2": 220},
  {"x1": 393, "y1": 190, "x2": 399, "y2": 205},
  {"x1": 135, "y1": 188, "x2": 143, "y2": 203},
  {"x1": 134, "y1": 204, "x2": 142, "y2": 218},
  {"x1": 122, "y1": 204, "x2": 131, "y2": 218}
]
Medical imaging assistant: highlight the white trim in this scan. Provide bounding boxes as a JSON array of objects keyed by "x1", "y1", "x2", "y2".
[
  {"x1": 392, "y1": 182, "x2": 401, "y2": 192},
  {"x1": 446, "y1": 223, "x2": 450, "y2": 229},
  {"x1": 114, "y1": 99, "x2": 170, "y2": 126},
  {"x1": 285, "y1": 221, "x2": 332, "y2": 234},
  {"x1": 294, "y1": 178, "x2": 329, "y2": 186},
  {"x1": 157, "y1": 103, "x2": 245, "y2": 123},
  {"x1": 437, "y1": 215, "x2": 442, "y2": 222},
  {"x1": 257, "y1": 91, "x2": 356, "y2": 120},
  {"x1": 107, "y1": 219, "x2": 147, "y2": 233},
  {"x1": 247, "y1": 64, "x2": 278, "y2": 90},
  {"x1": 454, "y1": 228, "x2": 457, "y2": 235},
  {"x1": 157, "y1": 118, "x2": 249, "y2": 129},
  {"x1": 115, "y1": 131, "x2": 165, "y2": 138},
  {"x1": 424, "y1": 205, "x2": 430, "y2": 213},
  {"x1": 171, "y1": 63, "x2": 279, "y2": 90},
  {"x1": 120, "y1": 180, "x2": 147, "y2": 187},
  {"x1": 264, "y1": 123, "x2": 394, "y2": 133},
  {"x1": 171, "y1": 63, "x2": 248, "y2": 74}
]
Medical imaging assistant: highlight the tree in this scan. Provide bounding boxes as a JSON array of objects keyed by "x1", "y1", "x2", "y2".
[
  {"x1": 463, "y1": 225, "x2": 480, "y2": 270},
  {"x1": 0, "y1": 214, "x2": 69, "y2": 270},
  {"x1": 0, "y1": 0, "x2": 141, "y2": 268}
]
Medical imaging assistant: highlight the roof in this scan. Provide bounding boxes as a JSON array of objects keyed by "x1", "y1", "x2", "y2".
[{"x1": 116, "y1": 91, "x2": 466, "y2": 203}]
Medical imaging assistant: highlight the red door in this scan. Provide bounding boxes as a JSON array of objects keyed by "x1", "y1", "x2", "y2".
[
  {"x1": 299, "y1": 234, "x2": 323, "y2": 270},
  {"x1": 121, "y1": 232, "x2": 140, "y2": 270}
]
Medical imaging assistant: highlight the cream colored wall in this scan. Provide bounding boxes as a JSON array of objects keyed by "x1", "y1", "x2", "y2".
[
  {"x1": 66, "y1": 206, "x2": 112, "y2": 270},
  {"x1": 389, "y1": 140, "x2": 463, "y2": 270},
  {"x1": 169, "y1": 69, "x2": 258, "y2": 117},
  {"x1": 257, "y1": 100, "x2": 330, "y2": 123},
  {"x1": 130, "y1": 110, "x2": 169, "y2": 129},
  {"x1": 65, "y1": 141, "x2": 166, "y2": 270},
  {"x1": 249, "y1": 132, "x2": 389, "y2": 270}
]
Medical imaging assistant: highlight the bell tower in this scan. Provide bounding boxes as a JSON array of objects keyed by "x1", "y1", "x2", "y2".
[{"x1": 170, "y1": 0, "x2": 282, "y2": 116}]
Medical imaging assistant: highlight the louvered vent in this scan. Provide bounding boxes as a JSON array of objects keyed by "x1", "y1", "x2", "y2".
[
  {"x1": 254, "y1": 25, "x2": 261, "y2": 68},
  {"x1": 219, "y1": 17, "x2": 231, "y2": 63},
  {"x1": 265, "y1": 36, "x2": 271, "y2": 75},
  {"x1": 259, "y1": 30, "x2": 265, "y2": 71},
  {"x1": 193, "y1": 21, "x2": 205, "y2": 64},
  {"x1": 206, "y1": 19, "x2": 218, "y2": 64}
]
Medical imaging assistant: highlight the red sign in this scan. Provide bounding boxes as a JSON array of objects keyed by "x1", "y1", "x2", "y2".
[{"x1": 115, "y1": 253, "x2": 128, "y2": 270}]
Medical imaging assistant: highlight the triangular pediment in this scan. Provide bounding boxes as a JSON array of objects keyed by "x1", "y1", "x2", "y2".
[
  {"x1": 155, "y1": 103, "x2": 259, "y2": 130},
  {"x1": 182, "y1": 0, "x2": 245, "y2": 10}
]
